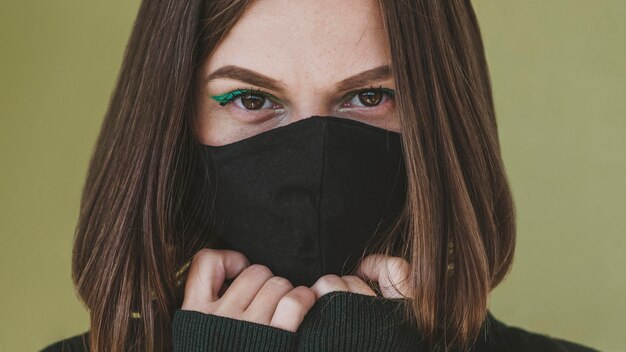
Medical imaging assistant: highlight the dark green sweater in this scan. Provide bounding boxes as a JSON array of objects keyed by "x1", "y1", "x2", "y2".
[{"x1": 41, "y1": 291, "x2": 600, "y2": 352}]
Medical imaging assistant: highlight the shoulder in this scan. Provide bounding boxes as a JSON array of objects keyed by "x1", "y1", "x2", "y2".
[
  {"x1": 478, "y1": 312, "x2": 601, "y2": 352},
  {"x1": 40, "y1": 331, "x2": 90, "y2": 352}
]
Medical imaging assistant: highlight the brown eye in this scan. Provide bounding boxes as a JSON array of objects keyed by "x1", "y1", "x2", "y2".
[
  {"x1": 357, "y1": 90, "x2": 383, "y2": 106},
  {"x1": 240, "y1": 94, "x2": 266, "y2": 110}
]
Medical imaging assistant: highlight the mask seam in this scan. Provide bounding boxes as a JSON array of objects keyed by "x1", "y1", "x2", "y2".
[{"x1": 316, "y1": 120, "x2": 329, "y2": 278}]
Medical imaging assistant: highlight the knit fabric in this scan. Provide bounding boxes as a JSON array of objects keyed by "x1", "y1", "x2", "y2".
[
  {"x1": 41, "y1": 291, "x2": 600, "y2": 352},
  {"x1": 172, "y1": 310, "x2": 297, "y2": 352}
]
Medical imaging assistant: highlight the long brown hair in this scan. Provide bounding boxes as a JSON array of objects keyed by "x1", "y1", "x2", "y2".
[{"x1": 72, "y1": 0, "x2": 515, "y2": 351}]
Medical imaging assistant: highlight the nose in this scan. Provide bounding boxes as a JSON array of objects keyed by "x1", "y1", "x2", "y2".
[
  {"x1": 287, "y1": 105, "x2": 334, "y2": 124},
  {"x1": 278, "y1": 88, "x2": 335, "y2": 124},
  {"x1": 290, "y1": 114, "x2": 325, "y2": 123}
]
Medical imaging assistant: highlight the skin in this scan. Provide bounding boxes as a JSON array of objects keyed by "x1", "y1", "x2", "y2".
[
  {"x1": 184, "y1": 0, "x2": 410, "y2": 332},
  {"x1": 192, "y1": 0, "x2": 400, "y2": 146},
  {"x1": 181, "y1": 249, "x2": 411, "y2": 332}
]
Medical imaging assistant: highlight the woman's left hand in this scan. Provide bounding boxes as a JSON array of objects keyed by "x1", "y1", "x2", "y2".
[
  {"x1": 310, "y1": 273, "x2": 377, "y2": 298},
  {"x1": 310, "y1": 254, "x2": 412, "y2": 299},
  {"x1": 354, "y1": 254, "x2": 412, "y2": 299}
]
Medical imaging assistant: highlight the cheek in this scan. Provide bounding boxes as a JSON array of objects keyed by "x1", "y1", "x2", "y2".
[
  {"x1": 192, "y1": 101, "x2": 207, "y2": 143},
  {"x1": 386, "y1": 116, "x2": 401, "y2": 133},
  {"x1": 196, "y1": 118, "x2": 237, "y2": 146},
  {"x1": 367, "y1": 114, "x2": 401, "y2": 134},
  {"x1": 193, "y1": 88, "x2": 239, "y2": 146},
  {"x1": 194, "y1": 97, "x2": 227, "y2": 146},
  {"x1": 196, "y1": 105, "x2": 276, "y2": 146}
]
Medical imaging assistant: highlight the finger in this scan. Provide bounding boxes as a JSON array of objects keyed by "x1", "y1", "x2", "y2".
[
  {"x1": 243, "y1": 276, "x2": 294, "y2": 325},
  {"x1": 182, "y1": 249, "x2": 249, "y2": 311},
  {"x1": 270, "y1": 286, "x2": 317, "y2": 332},
  {"x1": 310, "y1": 274, "x2": 349, "y2": 299},
  {"x1": 218, "y1": 264, "x2": 274, "y2": 312},
  {"x1": 217, "y1": 281, "x2": 229, "y2": 297},
  {"x1": 355, "y1": 254, "x2": 411, "y2": 299},
  {"x1": 341, "y1": 275, "x2": 376, "y2": 296}
]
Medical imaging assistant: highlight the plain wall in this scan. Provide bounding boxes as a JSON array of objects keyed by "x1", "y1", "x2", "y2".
[{"x1": 0, "y1": 1, "x2": 624, "y2": 351}]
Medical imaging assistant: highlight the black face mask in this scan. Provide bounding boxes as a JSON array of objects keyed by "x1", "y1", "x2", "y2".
[{"x1": 201, "y1": 116, "x2": 407, "y2": 287}]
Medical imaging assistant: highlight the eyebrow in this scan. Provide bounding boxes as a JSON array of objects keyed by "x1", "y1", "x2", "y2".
[{"x1": 204, "y1": 65, "x2": 392, "y2": 93}]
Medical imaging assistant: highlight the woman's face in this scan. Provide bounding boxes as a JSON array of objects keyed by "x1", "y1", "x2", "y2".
[{"x1": 193, "y1": 0, "x2": 398, "y2": 146}]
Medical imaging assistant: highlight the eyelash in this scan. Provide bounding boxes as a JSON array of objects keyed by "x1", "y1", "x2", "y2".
[
  {"x1": 212, "y1": 87, "x2": 274, "y2": 107},
  {"x1": 212, "y1": 86, "x2": 395, "y2": 108}
]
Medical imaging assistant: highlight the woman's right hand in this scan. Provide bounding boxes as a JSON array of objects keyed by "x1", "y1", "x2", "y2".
[{"x1": 181, "y1": 248, "x2": 317, "y2": 332}]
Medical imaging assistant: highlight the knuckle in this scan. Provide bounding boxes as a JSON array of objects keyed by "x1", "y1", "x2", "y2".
[
  {"x1": 318, "y1": 274, "x2": 342, "y2": 286},
  {"x1": 192, "y1": 249, "x2": 220, "y2": 268},
  {"x1": 291, "y1": 286, "x2": 316, "y2": 306},
  {"x1": 248, "y1": 264, "x2": 273, "y2": 276},
  {"x1": 187, "y1": 249, "x2": 224, "y2": 284},
  {"x1": 277, "y1": 294, "x2": 303, "y2": 312},
  {"x1": 267, "y1": 276, "x2": 293, "y2": 289},
  {"x1": 194, "y1": 248, "x2": 217, "y2": 261},
  {"x1": 274, "y1": 287, "x2": 316, "y2": 323},
  {"x1": 341, "y1": 275, "x2": 361, "y2": 282},
  {"x1": 342, "y1": 275, "x2": 369, "y2": 289},
  {"x1": 277, "y1": 293, "x2": 295, "y2": 306}
]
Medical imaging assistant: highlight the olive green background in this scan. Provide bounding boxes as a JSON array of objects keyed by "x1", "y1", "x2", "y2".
[{"x1": 1, "y1": 1, "x2": 624, "y2": 351}]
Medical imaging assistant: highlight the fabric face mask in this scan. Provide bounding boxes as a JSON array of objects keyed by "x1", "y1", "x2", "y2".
[{"x1": 201, "y1": 115, "x2": 407, "y2": 287}]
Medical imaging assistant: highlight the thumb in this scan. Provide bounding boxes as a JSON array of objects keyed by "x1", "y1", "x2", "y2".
[{"x1": 355, "y1": 254, "x2": 411, "y2": 299}]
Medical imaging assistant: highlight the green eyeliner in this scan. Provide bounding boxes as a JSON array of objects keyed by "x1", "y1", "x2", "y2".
[
  {"x1": 380, "y1": 88, "x2": 395, "y2": 97},
  {"x1": 211, "y1": 89, "x2": 248, "y2": 106},
  {"x1": 211, "y1": 87, "x2": 395, "y2": 107}
]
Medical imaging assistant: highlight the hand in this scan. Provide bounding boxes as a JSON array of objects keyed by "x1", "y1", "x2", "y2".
[
  {"x1": 181, "y1": 248, "x2": 317, "y2": 332},
  {"x1": 355, "y1": 254, "x2": 412, "y2": 299},
  {"x1": 310, "y1": 273, "x2": 378, "y2": 298},
  {"x1": 310, "y1": 254, "x2": 412, "y2": 299}
]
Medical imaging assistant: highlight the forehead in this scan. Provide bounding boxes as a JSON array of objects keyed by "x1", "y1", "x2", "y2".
[{"x1": 204, "y1": 0, "x2": 390, "y2": 87}]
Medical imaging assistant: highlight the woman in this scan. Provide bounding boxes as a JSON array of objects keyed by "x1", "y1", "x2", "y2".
[{"x1": 42, "y1": 0, "x2": 599, "y2": 351}]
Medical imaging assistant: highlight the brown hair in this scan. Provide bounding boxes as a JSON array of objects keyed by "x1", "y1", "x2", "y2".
[{"x1": 72, "y1": 0, "x2": 515, "y2": 351}]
